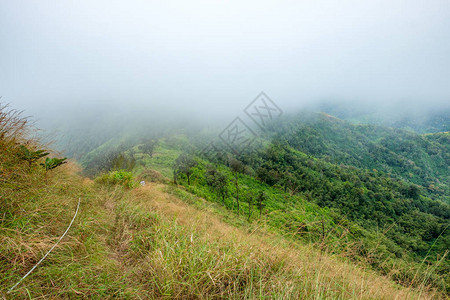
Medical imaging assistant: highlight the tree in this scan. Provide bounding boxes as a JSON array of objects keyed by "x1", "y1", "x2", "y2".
[
  {"x1": 173, "y1": 168, "x2": 178, "y2": 185},
  {"x1": 111, "y1": 152, "x2": 136, "y2": 171},
  {"x1": 205, "y1": 165, "x2": 228, "y2": 206},
  {"x1": 139, "y1": 139, "x2": 157, "y2": 157},
  {"x1": 281, "y1": 168, "x2": 300, "y2": 196},
  {"x1": 84, "y1": 149, "x2": 122, "y2": 177},
  {"x1": 245, "y1": 189, "x2": 254, "y2": 221},
  {"x1": 257, "y1": 191, "x2": 266, "y2": 218},
  {"x1": 229, "y1": 157, "x2": 246, "y2": 214},
  {"x1": 175, "y1": 154, "x2": 198, "y2": 185}
]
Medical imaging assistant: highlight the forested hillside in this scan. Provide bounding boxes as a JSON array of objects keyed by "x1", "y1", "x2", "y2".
[{"x1": 264, "y1": 112, "x2": 449, "y2": 203}]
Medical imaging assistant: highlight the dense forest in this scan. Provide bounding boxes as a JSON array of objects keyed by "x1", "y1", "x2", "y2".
[{"x1": 264, "y1": 112, "x2": 449, "y2": 203}]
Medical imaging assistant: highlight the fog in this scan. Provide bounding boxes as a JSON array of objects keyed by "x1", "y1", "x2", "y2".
[{"x1": 1, "y1": 0, "x2": 450, "y2": 146}]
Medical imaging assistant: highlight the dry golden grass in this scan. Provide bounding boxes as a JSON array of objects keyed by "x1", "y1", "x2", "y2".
[{"x1": 125, "y1": 183, "x2": 443, "y2": 299}]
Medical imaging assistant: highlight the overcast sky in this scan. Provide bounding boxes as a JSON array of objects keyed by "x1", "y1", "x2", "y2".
[{"x1": 1, "y1": 0, "x2": 450, "y2": 121}]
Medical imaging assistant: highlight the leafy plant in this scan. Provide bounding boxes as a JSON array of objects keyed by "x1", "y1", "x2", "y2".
[
  {"x1": 257, "y1": 191, "x2": 266, "y2": 218},
  {"x1": 244, "y1": 189, "x2": 254, "y2": 221},
  {"x1": 174, "y1": 154, "x2": 198, "y2": 185},
  {"x1": 95, "y1": 170, "x2": 136, "y2": 188},
  {"x1": 18, "y1": 145, "x2": 49, "y2": 166},
  {"x1": 229, "y1": 157, "x2": 246, "y2": 214},
  {"x1": 205, "y1": 165, "x2": 228, "y2": 206},
  {"x1": 40, "y1": 157, "x2": 67, "y2": 171},
  {"x1": 111, "y1": 152, "x2": 136, "y2": 171},
  {"x1": 139, "y1": 139, "x2": 158, "y2": 157}
]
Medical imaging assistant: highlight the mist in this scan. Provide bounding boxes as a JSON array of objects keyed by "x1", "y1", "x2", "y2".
[{"x1": 1, "y1": 0, "x2": 450, "y2": 152}]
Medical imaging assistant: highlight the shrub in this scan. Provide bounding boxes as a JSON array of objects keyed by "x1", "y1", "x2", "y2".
[
  {"x1": 138, "y1": 169, "x2": 167, "y2": 184},
  {"x1": 95, "y1": 170, "x2": 136, "y2": 188},
  {"x1": 41, "y1": 157, "x2": 67, "y2": 171}
]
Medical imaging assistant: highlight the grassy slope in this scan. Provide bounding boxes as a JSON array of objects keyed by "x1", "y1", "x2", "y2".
[
  {"x1": 138, "y1": 139, "x2": 449, "y2": 289},
  {"x1": 1, "y1": 163, "x2": 443, "y2": 299}
]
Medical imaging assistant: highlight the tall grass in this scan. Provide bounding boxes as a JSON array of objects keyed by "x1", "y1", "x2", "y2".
[{"x1": 1, "y1": 170, "x2": 443, "y2": 298}]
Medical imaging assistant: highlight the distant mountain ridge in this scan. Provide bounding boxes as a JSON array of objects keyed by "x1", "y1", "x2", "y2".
[
  {"x1": 313, "y1": 100, "x2": 450, "y2": 134},
  {"x1": 265, "y1": 111, "x2": 449, "y2": 203}
]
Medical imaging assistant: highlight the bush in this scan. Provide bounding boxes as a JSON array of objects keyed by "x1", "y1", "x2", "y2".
[
  {"x1": 138, "y1": 169, "x2": 167, "y2": 184},
  {"x1": 95, "y1": 170, "x2": 136, "y2": 188}
]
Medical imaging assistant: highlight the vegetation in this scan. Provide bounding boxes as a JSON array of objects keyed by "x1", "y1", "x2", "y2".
[
  {"x1": 138, "y1": 139, "x2": 158, "y2": 157},
  {"x1": 40, "y1": 157, "x2": 67, "y2": 171},
  {"x1": 83, "y1": 127, "x2": 449, "y2": 294},
  {"x1": 264, "y1": 112, "x2": 449, "y2": 203},
  {"x1": 205, "y1": 165, "x2": 228, "y2": 206},
  {"x1": 174, "y1": 153, "x2": 198, "y2": 185},
  {"x1": 71, "y1": 109, "x2": 449, "y2": 294},
  {"x1": 173, "y1": 148, "x2": 450, "y2": 292},
  {"x1": 316, "y1": 100, "x2": 450, "y2": 134},
  {"x1": 95, "y1": 170, "x2": 136, "y2": 189},
  {"x1": 1, "y1": 104, "x2": 448, "y2": 298},
  {"x1": 18, "y1": 145, "x2": 49, "y2": 166},
  {"x1": 3, "y1": 164, "x2": 439, "y2": 298}
]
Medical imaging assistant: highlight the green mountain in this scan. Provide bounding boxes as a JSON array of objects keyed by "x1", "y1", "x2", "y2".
[{"x1": 264, "y1": 112, "x2": 449, "y2": 203}]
